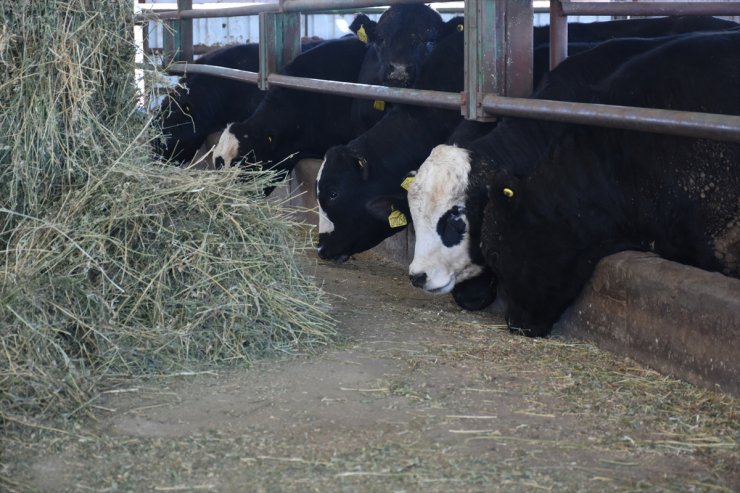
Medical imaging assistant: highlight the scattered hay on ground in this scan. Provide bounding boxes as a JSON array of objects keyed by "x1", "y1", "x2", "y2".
[{"x1": 0, "y1": 0, "x2": 335, "y2": 435}]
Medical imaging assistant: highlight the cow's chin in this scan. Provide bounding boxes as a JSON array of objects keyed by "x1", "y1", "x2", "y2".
[{"x1": 424, "y1": 279, "x2": 455, "y2": 295}]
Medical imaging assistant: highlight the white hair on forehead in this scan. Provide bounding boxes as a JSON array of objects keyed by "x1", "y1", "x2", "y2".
[
  {"x1": 316, "y1": 158, "x2": 335, "y2": 234},
  {"x1": 212, "y1": 123, "x2": 239, "y2": 167},
  {"x1": 409, "y1": 145, "x2": 471, "y2": 224}
]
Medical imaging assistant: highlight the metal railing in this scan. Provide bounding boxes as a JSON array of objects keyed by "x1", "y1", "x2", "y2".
[{"x1": 140, "y1": 1, "x2": 740, "y2": 143}]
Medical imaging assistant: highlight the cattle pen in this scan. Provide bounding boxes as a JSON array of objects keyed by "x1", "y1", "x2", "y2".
[
  {"x1": 2, "y1": 1, "x2": 740, "y2": 492},
  {"x1": 138, "y1": 0, "x2": 740, "y2": 392}
]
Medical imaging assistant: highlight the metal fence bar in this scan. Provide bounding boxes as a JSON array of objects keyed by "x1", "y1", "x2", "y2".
[
  {"x1": 166, "y1": 62, "x2": 740, "y2": 143},
  {"x1": 561, "y1": 1, "x2": 740, "y2": 17},
  {"x1": 167, "y1": 64, "x2": 260, "y2": 83},
  {"x1": 144, "y1": 0, "x2": 457, "y2": 22},
  {"x1": 481, "y1": 94, "x2": 740, "y2": 143},
  {"x1": 549, "y1": 0, "x2": 568, "y2": 70}
]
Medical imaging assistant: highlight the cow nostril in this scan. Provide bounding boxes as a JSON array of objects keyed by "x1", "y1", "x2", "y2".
[
  {"x1": 214, "y1": 157, "x2": 225, "y2": 170},
  {"x1": 409, "y1": 272, "x2": 427, "y2": 288}
]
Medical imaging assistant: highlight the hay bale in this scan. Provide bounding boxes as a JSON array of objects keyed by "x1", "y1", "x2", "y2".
[{"x1": 0, "y1": 1, "x2": 334, "y2": 428}]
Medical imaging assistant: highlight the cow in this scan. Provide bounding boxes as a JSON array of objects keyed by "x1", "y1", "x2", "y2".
[
  {"x1": 482, "y1": 30, "x2": 740, "y2": 336},
  {"x1": 211, "y1": 35, "x2": 369, "y2": 181},
  {"x1": 532, "y1": 15, "x2": 739, "y2": 47},
  {"x1": 316, "y1": 16, "x2": 740, "y2": 267},
  {"x1": 405, "y1": 32, "x2": 719, "y2": 312},
  {"x1": 152, "y1": 43, "x2": 263, "y2": 165},
  {"x1": 212, "y1": 5, "x2": 456, "y2": 177}
]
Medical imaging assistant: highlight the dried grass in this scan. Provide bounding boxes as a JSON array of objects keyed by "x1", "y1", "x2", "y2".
[{"x1": 0, "y1": 0, "x2": 334, "y2": 433}]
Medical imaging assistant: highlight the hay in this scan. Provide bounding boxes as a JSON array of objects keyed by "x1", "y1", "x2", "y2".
[{"x1": 0, "y1": 0, "x2": 335, "y2": 429}]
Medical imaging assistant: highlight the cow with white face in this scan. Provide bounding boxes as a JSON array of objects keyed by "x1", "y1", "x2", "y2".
[
  {"x1": 406, "y1": 33, "x2": 716, "y2": 315},
  {"x1": 407, "y1": 145, "x2": 497, "y2": 310}
]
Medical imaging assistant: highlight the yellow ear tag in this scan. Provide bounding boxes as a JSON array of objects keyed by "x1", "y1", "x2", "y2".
[
  {"x1": 457, "y1": 24, "x2": 464, "y2": 32},
  {"x1": 357, "y1": 25, "x2": 368, "y2": 44},
  {"x1": 388, "y1": 210, "x2": 408, "y2": 228},
  {"x1": 503, "y1": 187, "x2": 514, "y2": 198},
  {"x1": 373, "y1": 100, "x2": 386, "y2": 111},
  {"x1": 400, "y1": 176, "x2": 414, "y2": 191}
]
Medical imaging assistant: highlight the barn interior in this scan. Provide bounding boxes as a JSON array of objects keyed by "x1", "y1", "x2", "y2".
[{"x1": 1, "y1": 1, "x2": 739, "y2": 492}]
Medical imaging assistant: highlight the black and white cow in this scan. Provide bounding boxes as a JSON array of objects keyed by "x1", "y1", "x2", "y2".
[
  {"x1": 153, "y1": 43, "x2": 264, "y2": 164},
  {"x1": 212, "y1": 5, "x2": 456, "y2": 176},
  {"x1": 211, "y1": 35, "x2": 369, "y2": 179},
  {"x1": 483, "y1": 30, "x2": 740, "y2": 336},
  {"x1": 406, "y1": 32, "x2": 714, "y2": 311}
]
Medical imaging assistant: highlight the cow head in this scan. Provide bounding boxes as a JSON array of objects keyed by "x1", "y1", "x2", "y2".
[
  {"x1": 408, "y1": 145, "x2": 489, "y2": 293},
  {"x1": 213, "y1": 121, "x2": 276, "y2": 170},
  {"x1": 154, "y1": 81, "x2": 213, "y2": 164},
  {"x1": 351, "y1": 5, "x2": 446, "y2": 88},
  {"x1": 316, "y1": 145, "x2": 409, "y2": 261}
]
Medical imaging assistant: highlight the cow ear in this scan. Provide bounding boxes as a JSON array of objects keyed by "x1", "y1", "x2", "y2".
[
  {"x1": 349, "y1": 14, "x2": 377, "y2": 44},
  {"x1": 365, "y1": 197, "x2": 408, "y2": 229}
]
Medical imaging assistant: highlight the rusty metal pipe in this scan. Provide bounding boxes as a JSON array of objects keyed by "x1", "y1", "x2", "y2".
[
  {"x1": 481, "y1": 94, "x2": 740, "y2": 143},
  {"x1": 144, "y1": 0, "x2": 457, "y2": 22},
  {"x1": 561, "y1": 1, "x2": 740, "y2": 17},
  {"x1": 549, "y1": 0, "x2": 567, "y2": 70}
]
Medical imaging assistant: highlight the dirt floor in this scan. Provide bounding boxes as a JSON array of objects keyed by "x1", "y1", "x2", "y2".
[{"x1": 3, "y1": 251, "x2": 739, "y2": 492}]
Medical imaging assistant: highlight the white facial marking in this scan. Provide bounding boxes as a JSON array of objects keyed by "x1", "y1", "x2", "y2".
[
  {"x1": 408, "y1": 145, "x2": 482, "y2": 293},
  {"x1": 316, "y1": 158, "x2": 335, "y2": 234},
  {"x1": 212, "y1": 123, "x2": 240, "y2": 167}
]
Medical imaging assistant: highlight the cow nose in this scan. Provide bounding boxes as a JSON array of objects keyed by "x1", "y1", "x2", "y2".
[
  {"x1": 214, "y1": 156, "x2": 225, "y2": 170},
  {"x1": 409, "y1": 272, "x2": 427, "y2": 288}
]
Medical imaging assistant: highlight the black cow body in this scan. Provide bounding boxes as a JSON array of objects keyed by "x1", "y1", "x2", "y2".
[
  {"x1": 153, "y1": 43, "x2": 263, "y2": 164},
  {"x1": 483, "y1": 31, "x2": 740, "y2": 336},
  {"x1": 406, "y1": 30, "x2": 734, "y2": 312},
  {"x1": 212, "y1": 36, "x2": 369, "y2": 178},
  {"x1": 533, "y1": 15, "x2": 738, "y2": 47}
]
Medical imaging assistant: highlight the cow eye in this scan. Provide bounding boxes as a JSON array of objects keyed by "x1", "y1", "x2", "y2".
[
  {"x1": 328, "y1": 190, "x2": 338, "y2": 201},
  {"x1": 182, "y1": 103, "x2": 192, "y2": 114}
]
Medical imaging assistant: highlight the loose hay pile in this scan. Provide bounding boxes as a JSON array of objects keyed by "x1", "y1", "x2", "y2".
[{"x1": 0, "y1": 1, "x2": 334, "y2": 429}]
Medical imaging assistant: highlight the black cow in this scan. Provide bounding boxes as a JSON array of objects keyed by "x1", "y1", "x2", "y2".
[
  {"x1": 212, "y1": 5, "x2": 455, "y2": 176},
  {"x1": 406, "y1": 32, "x2": 720, "y2": 311},
  {"x1": 483, "y1": 30, "x2": 740, "y2": 336},
  {"x1": 153, "y1": 43, "x2": 263, "y2": 164},
  {"x1": 533, "y1": 15, "x2": 739, "y2": 47},
  {"x1": 153, "y1": 39, "x2": 327, "y2": 166},
  {"x1": 211, "y1": 35, "x2": 369, "y2": 179}
]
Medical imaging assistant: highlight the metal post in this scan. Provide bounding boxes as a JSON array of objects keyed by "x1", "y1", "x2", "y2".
[
  {"x1": 464, "y1": 0, "x2": 532, "y2": 121},
  {"x1": 176, "y1": 0, "x2": 193, "y2": 62},
  {"x1": 259, "y1": 12, "x2": 302, "y2": 90},
  {"x1": 549, "y1": 0, "x2": 568, "y2": 70}
]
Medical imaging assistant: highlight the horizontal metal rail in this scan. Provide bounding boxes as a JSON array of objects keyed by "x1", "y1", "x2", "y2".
[
  {"x1": 144, "y1": 0, "x2": 456, "y2": 21},
  {"x1": 561, "y1": 1, "x2": 740, "y2": 17},
  {"x1": 481, "y1": 94, "x2": 740, "y2": 143},
  {"x1": 167, "y1": 63, "x2": 740, "y2": 143},
  {"x1": 166, "y1": 63, "x2": 461, "y2": 108}
]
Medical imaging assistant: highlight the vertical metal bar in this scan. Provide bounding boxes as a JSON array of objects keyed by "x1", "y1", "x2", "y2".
[
  {"x1": 549, "y1": 0, "x2": 568, "y2": 70},
  {"x1": 259, "y1": 12, "x2": 302, "y2": 91},
  {"x1": 464, "y1": 0, "x2": 532, "y2": 121},
  {"x1": 177, "y1": 0, "x2": 193, "y2": 62}
]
